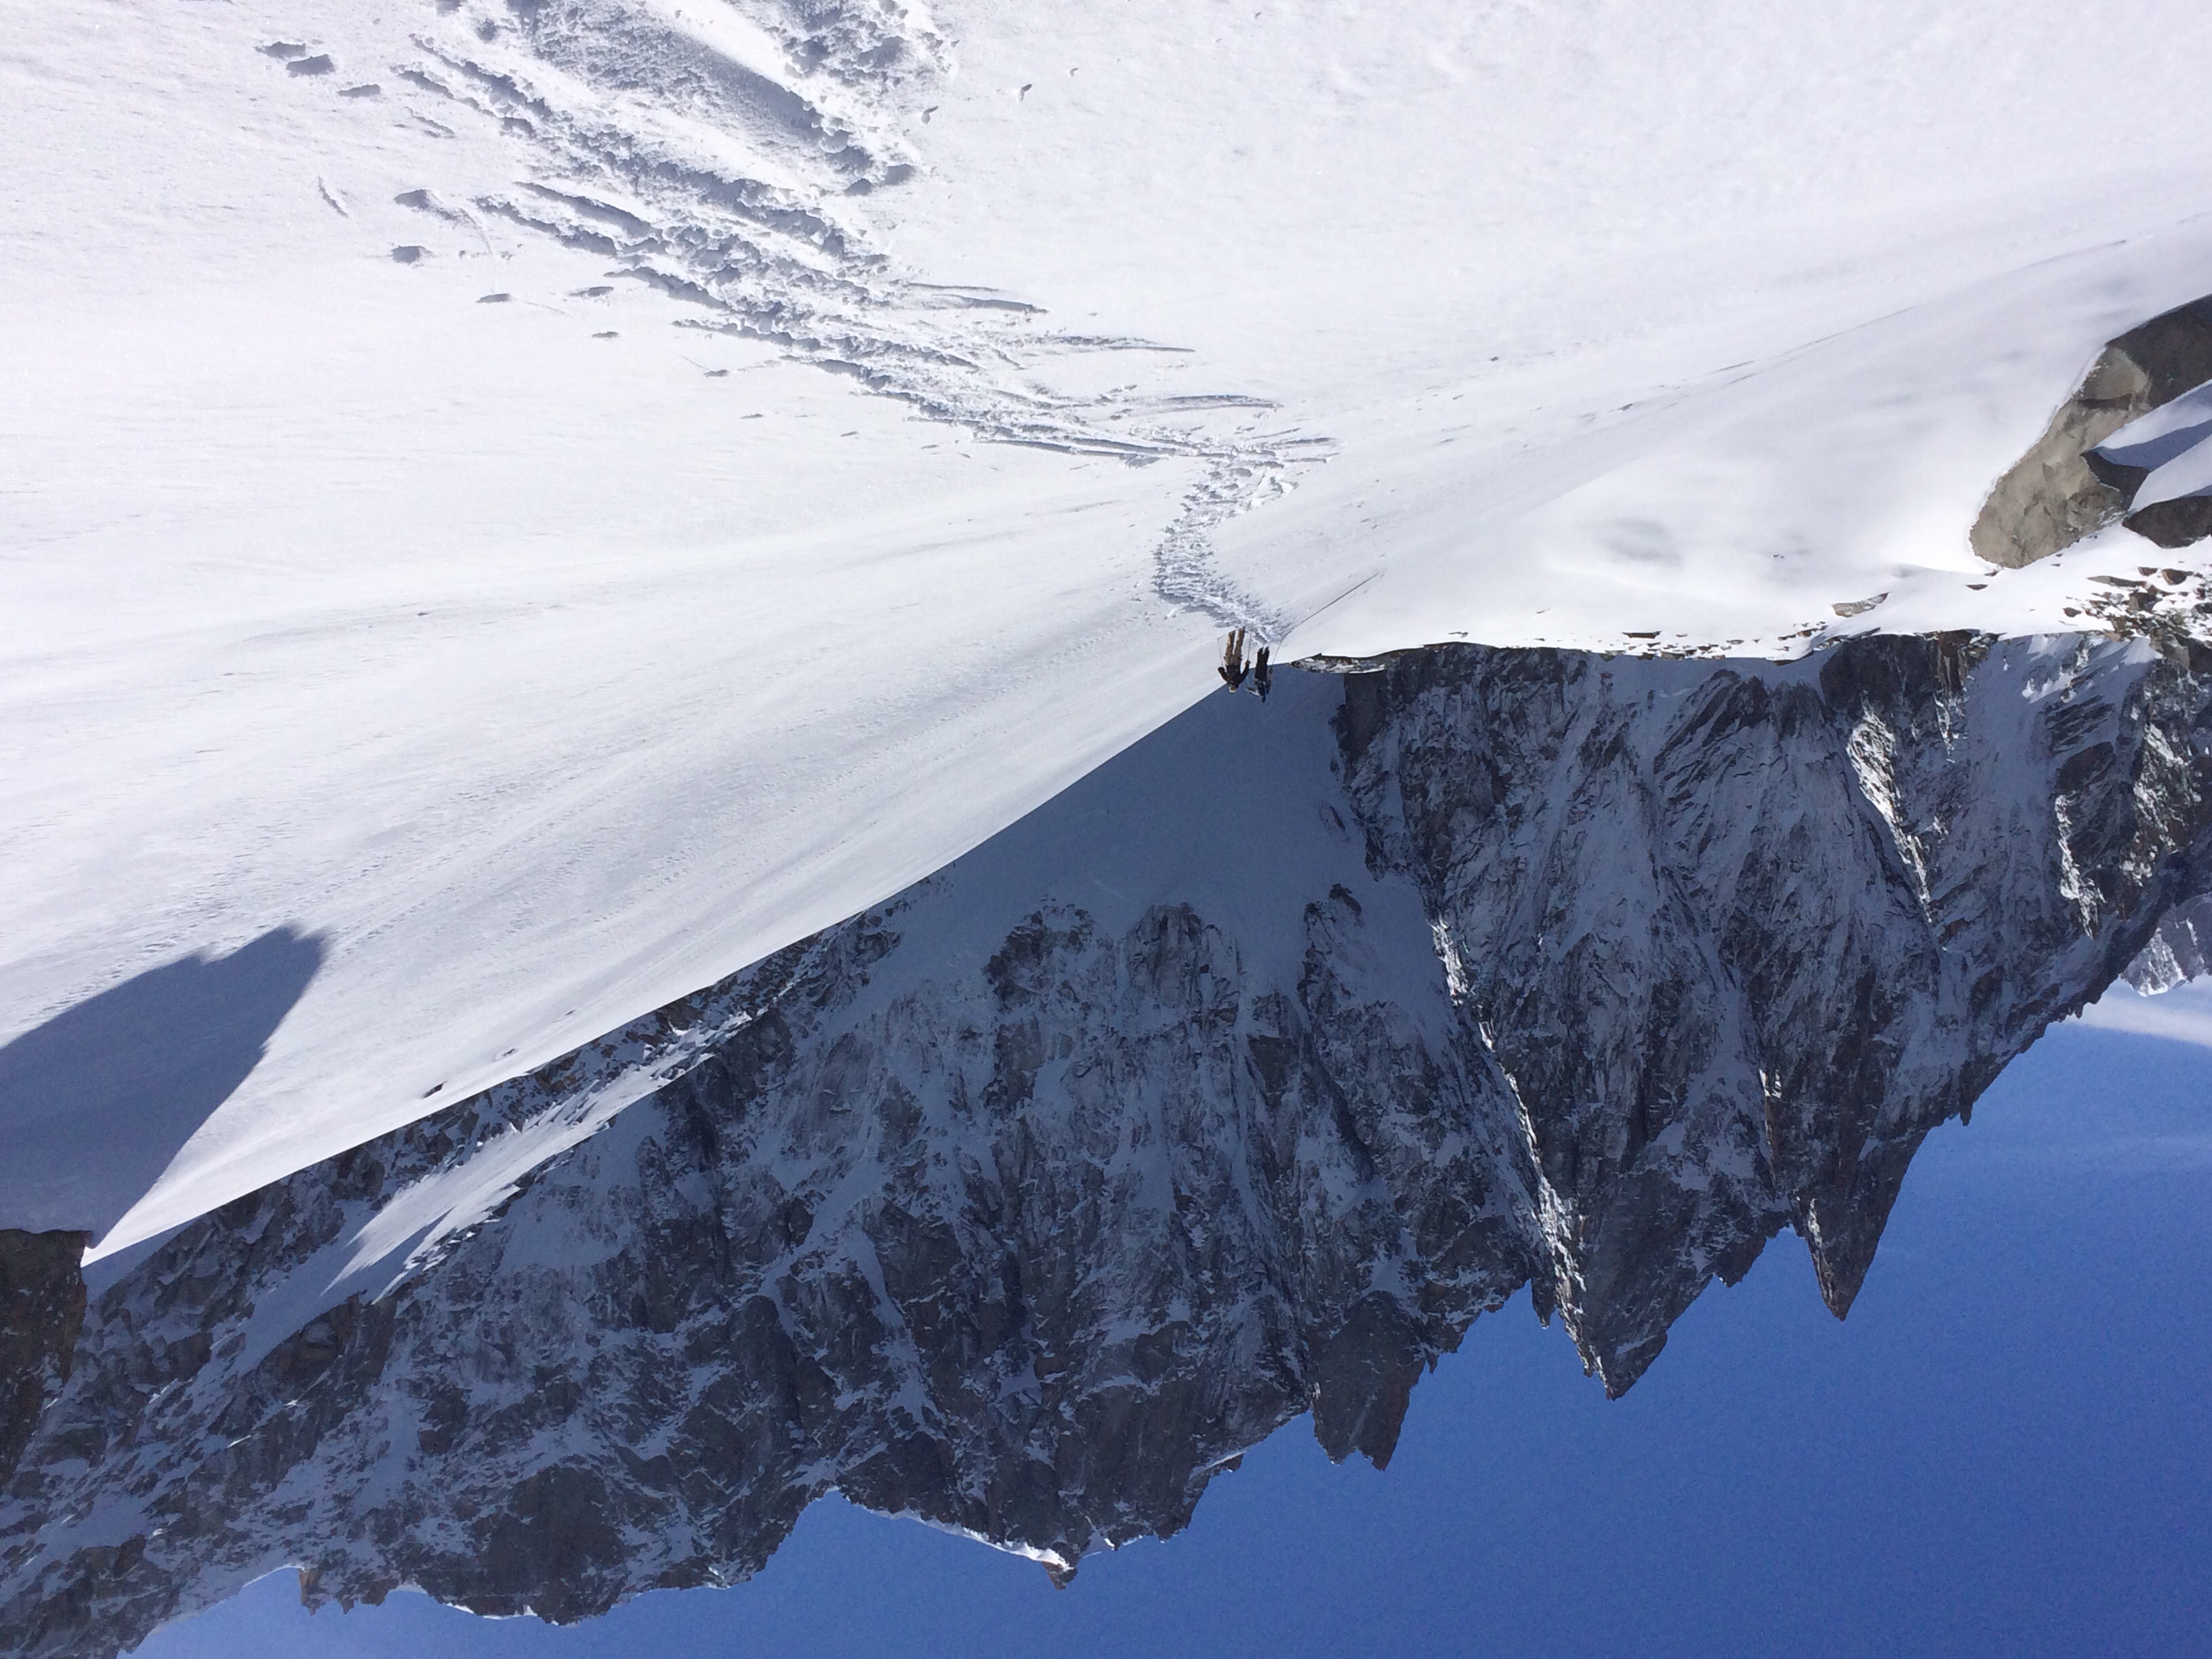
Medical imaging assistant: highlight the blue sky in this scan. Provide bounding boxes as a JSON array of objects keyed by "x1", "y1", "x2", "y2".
[{"x1": 141, "y1": 1012, "x2": 2212, "y2": 1659}]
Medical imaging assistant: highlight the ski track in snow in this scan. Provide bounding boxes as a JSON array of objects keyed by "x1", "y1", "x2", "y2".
[{"x1": 273, "y1": 0, "x2": 1321, "y2": 634}]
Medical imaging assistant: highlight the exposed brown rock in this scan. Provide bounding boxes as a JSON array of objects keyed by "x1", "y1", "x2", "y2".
[{"x1": 1970, "y1": 294, "x2": 2212, "y2": 566}]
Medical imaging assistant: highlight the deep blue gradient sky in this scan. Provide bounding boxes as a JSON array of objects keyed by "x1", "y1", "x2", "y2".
[{"x1": 140, "y1": 1017, "x2": 2212, "y2": 1659}]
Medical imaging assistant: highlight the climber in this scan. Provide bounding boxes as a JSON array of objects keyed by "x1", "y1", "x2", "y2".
[
  {"x1": 1218, "y1": 627, "x2": 1249, "y2": 690},
  {"x1": 1252, "y1": 645, "x2": 1272, "y2": 703}
]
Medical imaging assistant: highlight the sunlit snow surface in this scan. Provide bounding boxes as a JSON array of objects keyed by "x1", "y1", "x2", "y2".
[{"x1": 8, "y1": 0, "x2": 2212, "y2": 1251}]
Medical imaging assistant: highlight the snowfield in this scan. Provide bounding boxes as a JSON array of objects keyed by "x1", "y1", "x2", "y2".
[{"x1": 6, "y1": 0, "x2": 2212, "y2": 1253}]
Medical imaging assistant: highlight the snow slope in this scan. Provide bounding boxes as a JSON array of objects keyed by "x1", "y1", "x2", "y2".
[
  {"x1": 7, "y1": 0, "x2": 2212, "y2": 1252},
  {"x1": 884, "y1": 0, "x2": 2212, "y2": 656},
  {"x1": 2, "y1": 0, "x2": 1229, "y2": 1250}
]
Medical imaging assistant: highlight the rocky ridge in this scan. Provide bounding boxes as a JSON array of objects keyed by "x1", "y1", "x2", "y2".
[{"x1": 5, "y1": 632, "x2": 2211, "y2": 1657}]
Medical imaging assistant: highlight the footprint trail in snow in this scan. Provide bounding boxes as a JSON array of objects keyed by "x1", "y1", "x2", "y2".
[{"x1": 260, "y1": 0, "x2": 1324, "y2": 636}]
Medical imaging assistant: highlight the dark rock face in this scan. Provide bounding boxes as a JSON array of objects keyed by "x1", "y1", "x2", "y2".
[
  {"x1": 1334, "y1": 634, "x2": 2206, "y2": 1361},
  {"x1": 2127, "y1": 494, "x2": 2212, "y2": 551},
  {"x1": 5, "y1": 634, "x2": 2211, "y2": 1658},
  {"x1": 0, "y1": 1233, "x2": 88, "y2": 1489},
  {"x1": 1971, "y1": 294, "x2": 2212, "y2": 565}
]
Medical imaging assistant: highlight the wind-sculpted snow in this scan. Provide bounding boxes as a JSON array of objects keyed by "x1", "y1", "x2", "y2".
[
  {"x1": 266, "y1": 0, "x2": 1322, "y2": 630},
  {"x1": 6, "y1": 634, "x2": 2212, "y2": 1656}
]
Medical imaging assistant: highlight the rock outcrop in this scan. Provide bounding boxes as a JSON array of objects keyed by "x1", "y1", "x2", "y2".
[
  {"x1": 1971, "y1": 295, "x2": 2212, "y2": 565},
  {"x1": 2126, "y1": 495, "x2": 2212, "y2": 551},
  {"x1": 5, "y1": 633, "x2": 2211, "y2": 1658},
  {"x1": 2125, "y1": 888, "x2": 2212, "y2": 992}
]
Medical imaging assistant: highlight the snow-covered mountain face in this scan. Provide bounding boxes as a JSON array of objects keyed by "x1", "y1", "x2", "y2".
[
  {"x1": 7, "y1": 632, "x2": 2210, "y2": 1656},
  {"x1": 14, "y1": 0, "x2": 2212, "y2": 1265}
]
